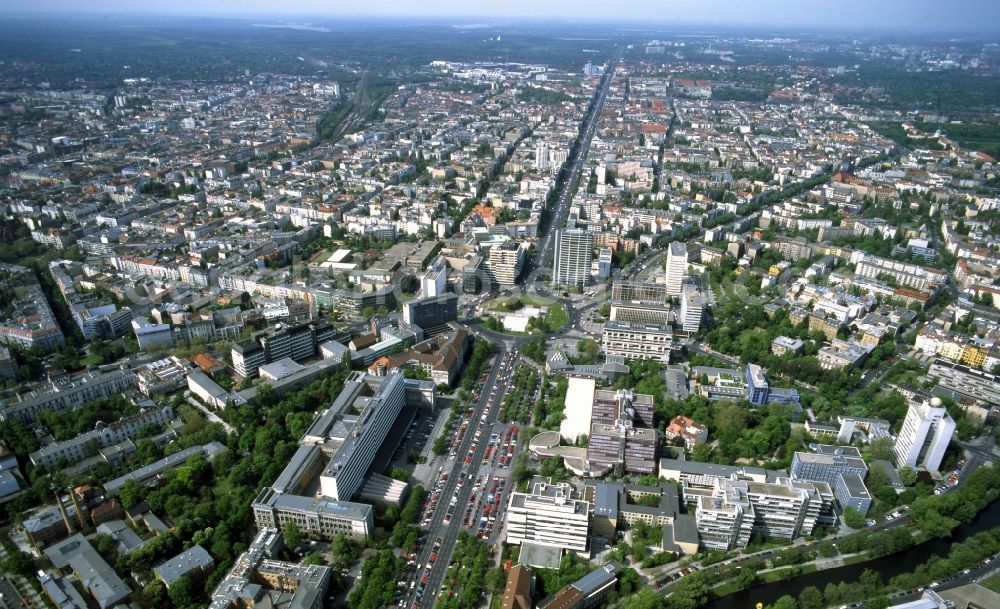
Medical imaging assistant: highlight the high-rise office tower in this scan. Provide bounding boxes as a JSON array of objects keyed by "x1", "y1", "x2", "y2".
[
  {"x1": 680, "y1": 284, "x2": 706, "y2": 333},
  {"x1": 535, "y1": 142, "x2": 550, "y2": 171},
  {"x1": 893, "y1": 397, "x2": 956, "y2": 472},
  {"x1": 552, "y1": 229, "x2": 594, "y2": 287},
  {"x1": 665, "y1": 241, "x2": 687, "y2": 297}
]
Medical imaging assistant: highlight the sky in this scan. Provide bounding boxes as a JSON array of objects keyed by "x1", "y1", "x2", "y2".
[{"x1": 7, "y1": 0, "x2": 1000, "y2": 33}]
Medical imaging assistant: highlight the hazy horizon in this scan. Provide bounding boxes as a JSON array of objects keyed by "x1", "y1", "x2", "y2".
[{"x1": 6, "y1": 0, "x2": 1000, "y2": 34}]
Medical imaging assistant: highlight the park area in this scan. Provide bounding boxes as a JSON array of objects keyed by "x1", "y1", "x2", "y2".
[{"x1": 481, "y1": 294, "x2": 568, "y2": 334}]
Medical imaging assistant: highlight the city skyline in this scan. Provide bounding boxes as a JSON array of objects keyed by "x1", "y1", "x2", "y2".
[{"x1": 8, "y1": 0, "x2": 1000, "y2": 33}]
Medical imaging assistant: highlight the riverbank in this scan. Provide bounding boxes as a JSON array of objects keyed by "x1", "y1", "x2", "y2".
[{"x1": 704, "y1": 497, "x2": 1000, "y2": 609}]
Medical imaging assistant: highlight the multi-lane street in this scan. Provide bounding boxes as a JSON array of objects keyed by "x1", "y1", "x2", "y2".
[
  {"x1": 401, "y1": 55, "x2": 626, "y2": 608},
  {"x1": 403, "y1": 346, "x2": 517, "y2": 609},
  {"x1": 526, "y1": 47, "x2": 621, "y2": 285}
]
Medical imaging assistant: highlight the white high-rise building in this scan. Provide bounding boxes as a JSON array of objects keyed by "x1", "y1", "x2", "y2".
[
  {"x1": 535, "y1": 142, "x2": 550, "y2": 171},
  {"x1": 893, "y1": 398, "x2": 956, "y2": 472},
  {"x1": 485, "y1": 241, "x2": 526, "y2": 287},
  {"x1": 552, "y1": 229, "x2": 594, "y2": 287},
  {"x1": 680, "y1": 284, "x2": 706, "y2": 333},
  {"x1": 665, "y1": 241, "x2": 687, "y2": 297},
  {"x1": 420, "y1": 256, "x2": 447, "y2": 298}
]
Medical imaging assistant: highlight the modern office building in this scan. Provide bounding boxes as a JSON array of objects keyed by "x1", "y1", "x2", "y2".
[
  {"x1": 791, "y1": 445, "x2": 871, "y2": 516},
  {"x1": 927, "y1": 358, "x2": 1000, "y2": 407},
  {"x1": 665, "y1": 241, "x2": 687, "y2": 297},
  {"x1": 71, "y1": 303, "x2": 133, "y2": 341},
  {"x1": 597, "y1": 247, "x2": 613, "y2": 279},
  {"x1": 315, "y1": 372, "x2": 407, "y2": 501},
  {"x1": 587, "y1": 390, "x2": 658, "y2": 475},
  {"x1": 591, "y1": 388, "x2": 654, "y2": 427},
  {"x1": 486, "y1": 241, "x2": 526, "y2": 287},
  {"x1": 601, "y1": 320, "x2": 675, "y2": 363},
  {"x1": 505, "y1": 479, "x2": 591, "y2": 554},
  {"x1": 746, "y1": 363, "x2": 770, "y2": 406},
  {"x1": 402, "y1": 293, "x2": 459, "y2": 336},
  {"x1": 250, "y1": 374, "x2": 417, "y2": 542},
  {"x1": 791, "y1": 445, "x2": 867, "y2": 483},
  {"x1": 231, "y1": 320, "x2": 338, "y2": 378},
  {"x1": 694, "y1": 477, "x2": 833, "y2": 551},
  {"x1": 680, "y1": 284, "x2": 706, "y2": 333},
  {"x1": 611, "y1": 281, "x2": 669, "y2": 304},
  {"x1": 420, "y1": 256, "x2": 448, "y2": 297},
  {"x1": 231, "y1": 340, "x2": 267, "y2": 378},
  {"x1": 462, "y1": 255, "x2": 485, "y2": 295},
  {"x1": 552, "y1": 229, "x2": 595, "y2": 287},
  {"x1": 893, "y1": 397, "x2": 956, "y2": 472},
  {"x1": 131, "y1": 317, "x2": 174, "y2": 351}
]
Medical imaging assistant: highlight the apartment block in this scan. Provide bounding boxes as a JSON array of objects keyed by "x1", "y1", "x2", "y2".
[
  {"x1": 30, "y1": 405, "x2": 174, "y2": 470},
  {"x1": 0, "y1": 368, "x2": 138, "y2": 424}
]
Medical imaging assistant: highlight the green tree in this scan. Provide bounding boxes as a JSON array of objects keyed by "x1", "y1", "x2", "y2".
[
  {"x1": 167, "y1": 575, "x2": 198, "y2": 608},
  {"x1": 283, "y1": 522, "x2": 303, "y2": 548},
  {"x1": 1, "y1": 546, "x2": 35, "y2": 577},
  {"x1": 865, "y1": 436, "x2": 895, "y2": 461},
  {"x1": 897, "y1": 466, "x2": 918, "y2": 487},
  {"x1": 843, "y1": 507, "x2": 867, "y2": 529},
  {"x1": 798, "y1": 586, "x2": 824, "y2": 609},
  {"x1": 769, "y1": 596, "x2": 798, "y2": 609},
  {"x1": 142, "y1": 580, "x2": 169, "y2": 607},
  {"x1": 866, "y1": 597, "x2": 890, "y2": 609},
  {"x1": 620, "y1": 588, "x2": 666, "y2": 609},
  {"x1": 485, "y1": 567, "x2": 507, "y2": 595}
]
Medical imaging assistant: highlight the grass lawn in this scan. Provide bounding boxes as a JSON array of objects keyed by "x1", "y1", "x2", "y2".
[
  {"x1": 842, "y1": 553, "x2": 871, "y2": 565},
  {"x1": 486, "y1": 295, "x2": 568, "y2": 333},
  {"x1": 310, "y1": 249, "x2": 334, "y2": 264},
  {"x1": 982, "y1": 574, "x2": 1000, "y2": 594}
]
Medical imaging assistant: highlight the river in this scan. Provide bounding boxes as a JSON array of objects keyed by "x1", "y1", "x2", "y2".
[{"x1": 704, "y1": 499, "x2": 1000, "y2": 609}]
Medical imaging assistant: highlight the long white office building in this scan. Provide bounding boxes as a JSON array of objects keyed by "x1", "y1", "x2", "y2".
[
  {"x1": 315, "y1": 372, "x2": 407, "y2": 502},
  {"x1": 505, "y1": 479, "x2": 590, "y2": 554},
  {"x1": 601, "y1": 320, "x2": 675, "y2": 362}
]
